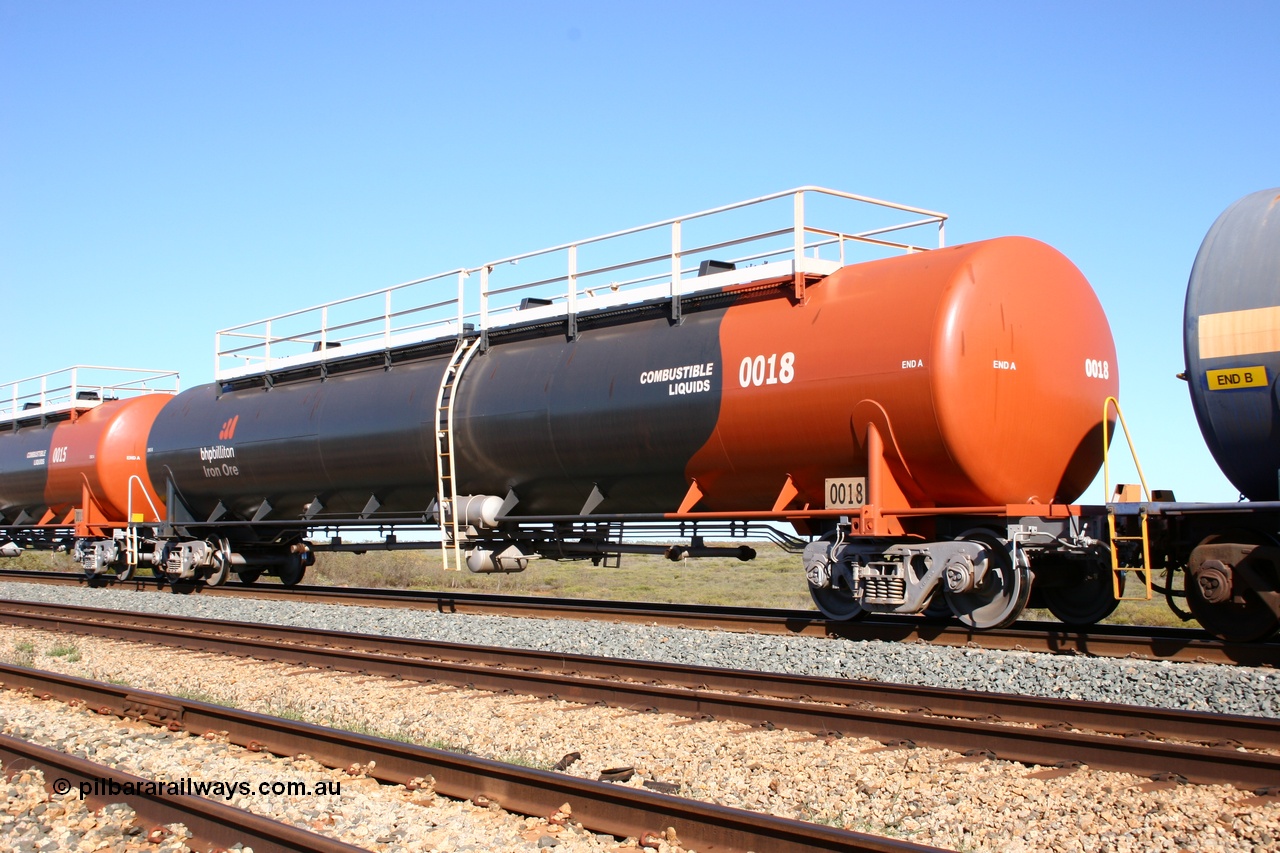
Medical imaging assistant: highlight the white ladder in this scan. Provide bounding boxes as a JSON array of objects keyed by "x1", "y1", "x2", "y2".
[{"x1": 435, "y1": 337, "x2": 482, "y2": 571}]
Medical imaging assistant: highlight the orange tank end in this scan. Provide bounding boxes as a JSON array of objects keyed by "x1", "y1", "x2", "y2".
[
  {"x1": 44, "y1": 395, "x2": 171, "y2": 534},
  {"x1": 687, "y1": 236, "x2": 1118, "y2": 512}
]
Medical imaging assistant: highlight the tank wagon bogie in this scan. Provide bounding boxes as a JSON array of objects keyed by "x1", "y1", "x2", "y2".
[
  {"x1": 2, "y1": 186, "x2": 1276, "y2": 643},
  {"x1": 154, "y1": 537, "x2": 314, "y2": 587}
]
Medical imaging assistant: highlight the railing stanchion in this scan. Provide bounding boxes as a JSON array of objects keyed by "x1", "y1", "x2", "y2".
[
  {"x1": 567, "y1": 245, "x2": 578, "y2": 309},
  {"x1": 457, "y1": 270, "x2": 467, "y2": 338},
  {"x1": 793, "y1": 191, "x2": 805, "y2": 261},
  {"x1": 670, "y1": 220, "x2": 682, "y2": 297},
  {"x1": 567, "y1": 245, "x2": 578, "y2": 337}
]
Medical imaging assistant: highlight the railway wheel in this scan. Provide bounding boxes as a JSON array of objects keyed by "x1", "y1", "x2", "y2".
[
  {"x1": 237, "y1": 569, "x2": 262, "y2": 585},
  {"x1": 809, "y1": 581, "x2": 867, "y2": 620},
  {"x1": 114, "y1": 562, "x2": 136, "y2": 582},
  {"x1": 920, "y1": 595, "x2": 954, "y2": 623},
  {"x1": 943, "y1": 532, "x2": 1031, "y2": 630},
  {"x1": 205, "y1": 539, "x2": 231, "y2": 587},
  {"x1": 206, "y1": 558, "x2": 230, "y2": 587},
  {"x1": 1186, "y1": 531, "x2": 1280, "y2": 643},
  {"x1": 277, "y1": 556, "x2": 305, "y2": 587},
  {"x1": 806, "y1": 554, "x2": 866, "y2": 621},
  {"x1": 1042, "y1": 565, "x2": 1123, "y2": 627}
]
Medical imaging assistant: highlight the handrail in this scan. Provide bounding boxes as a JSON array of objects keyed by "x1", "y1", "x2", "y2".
[
  {"x1": 1, "y1": 366, "x2": 181, "y2": 421},
  {"x1": 1102, "y1": 396, "x2": 1151, "y2": 502},
  {"x1": 216, "y1": 269, "x2": 469, "y2": 335},
  {"x1": 126, "y1": 474, "x2": 163, "y2": 524},
  {"x1": 123, "y1": 474, "x2": 164, "y2": 570},
  {"x1": 215, "y1": 187, "x2": 949, "y2": 380}
]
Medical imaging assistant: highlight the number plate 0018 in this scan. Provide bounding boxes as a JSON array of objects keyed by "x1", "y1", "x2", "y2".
[{"x1": 825, "y1": 477, "x2": 867, "y2": 509}]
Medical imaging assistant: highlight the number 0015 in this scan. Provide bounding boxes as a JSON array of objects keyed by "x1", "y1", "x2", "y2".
[{"x1": 825, "y1": 477, "x2": 867, "y2": 509}]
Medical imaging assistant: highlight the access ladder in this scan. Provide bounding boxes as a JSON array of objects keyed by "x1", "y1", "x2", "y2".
[
  {"x1": 1101, "y1": 397, "x2": 1153, "y2": 600},
  {"x1": 435, "y1": 336, "x2": 483, "y2": 571}
]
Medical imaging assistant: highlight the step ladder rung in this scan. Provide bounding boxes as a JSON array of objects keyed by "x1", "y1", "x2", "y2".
[{"x1": 1107, "y1": 508, "x2": 1153, "y2": 602}]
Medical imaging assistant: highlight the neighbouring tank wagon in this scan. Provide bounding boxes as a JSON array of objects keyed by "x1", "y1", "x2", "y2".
[
  {"x1": 1158, "y1": 187, "x2": 1280, "y2": 642},
  {"x1": 1184, "y1": 187, "x2": 1280, "y2": 502},
  {"x1": 0, "y1": 377, "x2": 173, "y2": 570}
]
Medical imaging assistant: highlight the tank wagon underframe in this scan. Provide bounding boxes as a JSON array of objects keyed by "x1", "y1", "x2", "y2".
[{"x1": 1103, "y1": 501, "x2": 1280, "y2": 643}]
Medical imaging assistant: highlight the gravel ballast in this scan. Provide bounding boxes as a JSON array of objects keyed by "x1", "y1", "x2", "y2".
[
  {"x1": 0, "y1": 687, "x2": 628, "y2": 853},
  {"x1": 0, "y1": 581, "x2": 1274, "y2": 718},
  {"x1": 0, "y1": 761, "x2": 196, "y2": 853},
  {"x1": 4, "y1": 625, "x2": 1279, "y2": 853}
]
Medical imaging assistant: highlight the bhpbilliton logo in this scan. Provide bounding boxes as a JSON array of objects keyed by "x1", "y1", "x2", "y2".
[{"x1": 200, "y1": 415, "x2": 240, "y2": 475}]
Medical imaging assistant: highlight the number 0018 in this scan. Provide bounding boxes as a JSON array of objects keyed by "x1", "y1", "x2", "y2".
[{"x1": 825, "y1": 477, "x2": 867, "y2": 509}]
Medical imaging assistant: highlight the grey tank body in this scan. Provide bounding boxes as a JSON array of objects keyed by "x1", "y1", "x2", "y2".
[{"x1": 145, "y1": 306, "x2": 726, "y2": 523}]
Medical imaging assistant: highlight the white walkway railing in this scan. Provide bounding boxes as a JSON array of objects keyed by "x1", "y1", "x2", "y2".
[
  {"x1": 214, "y1": 187, "x2": 947, "y2": 381},
  {"x1": 1, "y1": 366, "x2": 180, "y2": 422}
]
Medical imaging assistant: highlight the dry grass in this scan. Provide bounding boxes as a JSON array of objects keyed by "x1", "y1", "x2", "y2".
[
  {"x1": 308, "y1": 543, "x2": 816, "y2": 610},
  {"x1": 4, "y1": 542, "x2": 1194, "y2": 628},
  {"x1": 3, "y1": 549, "x2": 79, "y2": 572},
  {"x1": 1024, "y1": 598, "x2": 1192, "y2": 629}
]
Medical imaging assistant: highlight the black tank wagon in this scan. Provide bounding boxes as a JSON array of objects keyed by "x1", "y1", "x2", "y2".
[
  {"x1": 3, "y1": 186, "x2": 1279, "y2": 643},
  {"x1": 142, "y1": 188, "x2": 1126, "y2": 633}
]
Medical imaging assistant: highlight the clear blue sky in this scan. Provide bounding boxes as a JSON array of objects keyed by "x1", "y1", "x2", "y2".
[{"x1": 2, "y1": 1, "x2": 1276, "y2": 503}]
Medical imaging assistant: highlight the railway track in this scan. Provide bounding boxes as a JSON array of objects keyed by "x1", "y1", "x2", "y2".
[
  {"x1": 3, "y1": 599, "x2": 1277, "y2": 791},
  {"x1": 1, "y1": 567, "x2": 1276, "y2": 666},
  {"x1": 0, "y1": 664, "x2": 949, "y2": 853},
  {"x1": 0, "y1": 732, "x2": 364, "y2": 853}
]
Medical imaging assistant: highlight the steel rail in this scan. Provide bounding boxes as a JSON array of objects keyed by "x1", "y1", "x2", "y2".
[
  {"x1": 0, "y1": 733, "x2": 364, "y2": 853},
  {"x1": 0, "y1": 568, "x2": 1274, "y2": 666},
  {"x1": 6, "y1": 599, "x2": 1279, "y2": 751},
  {"x1": 2, "y1": 600, "x2": 1277, "y2": 790},
  {"x1": 0, "y1": 665, "x2": 949, "y2": 853}
]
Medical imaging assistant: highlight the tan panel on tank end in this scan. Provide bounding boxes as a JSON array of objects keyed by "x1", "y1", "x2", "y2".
[{"x1": 1198, "y1": 305, "x2": 1280, "y2": 359}]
